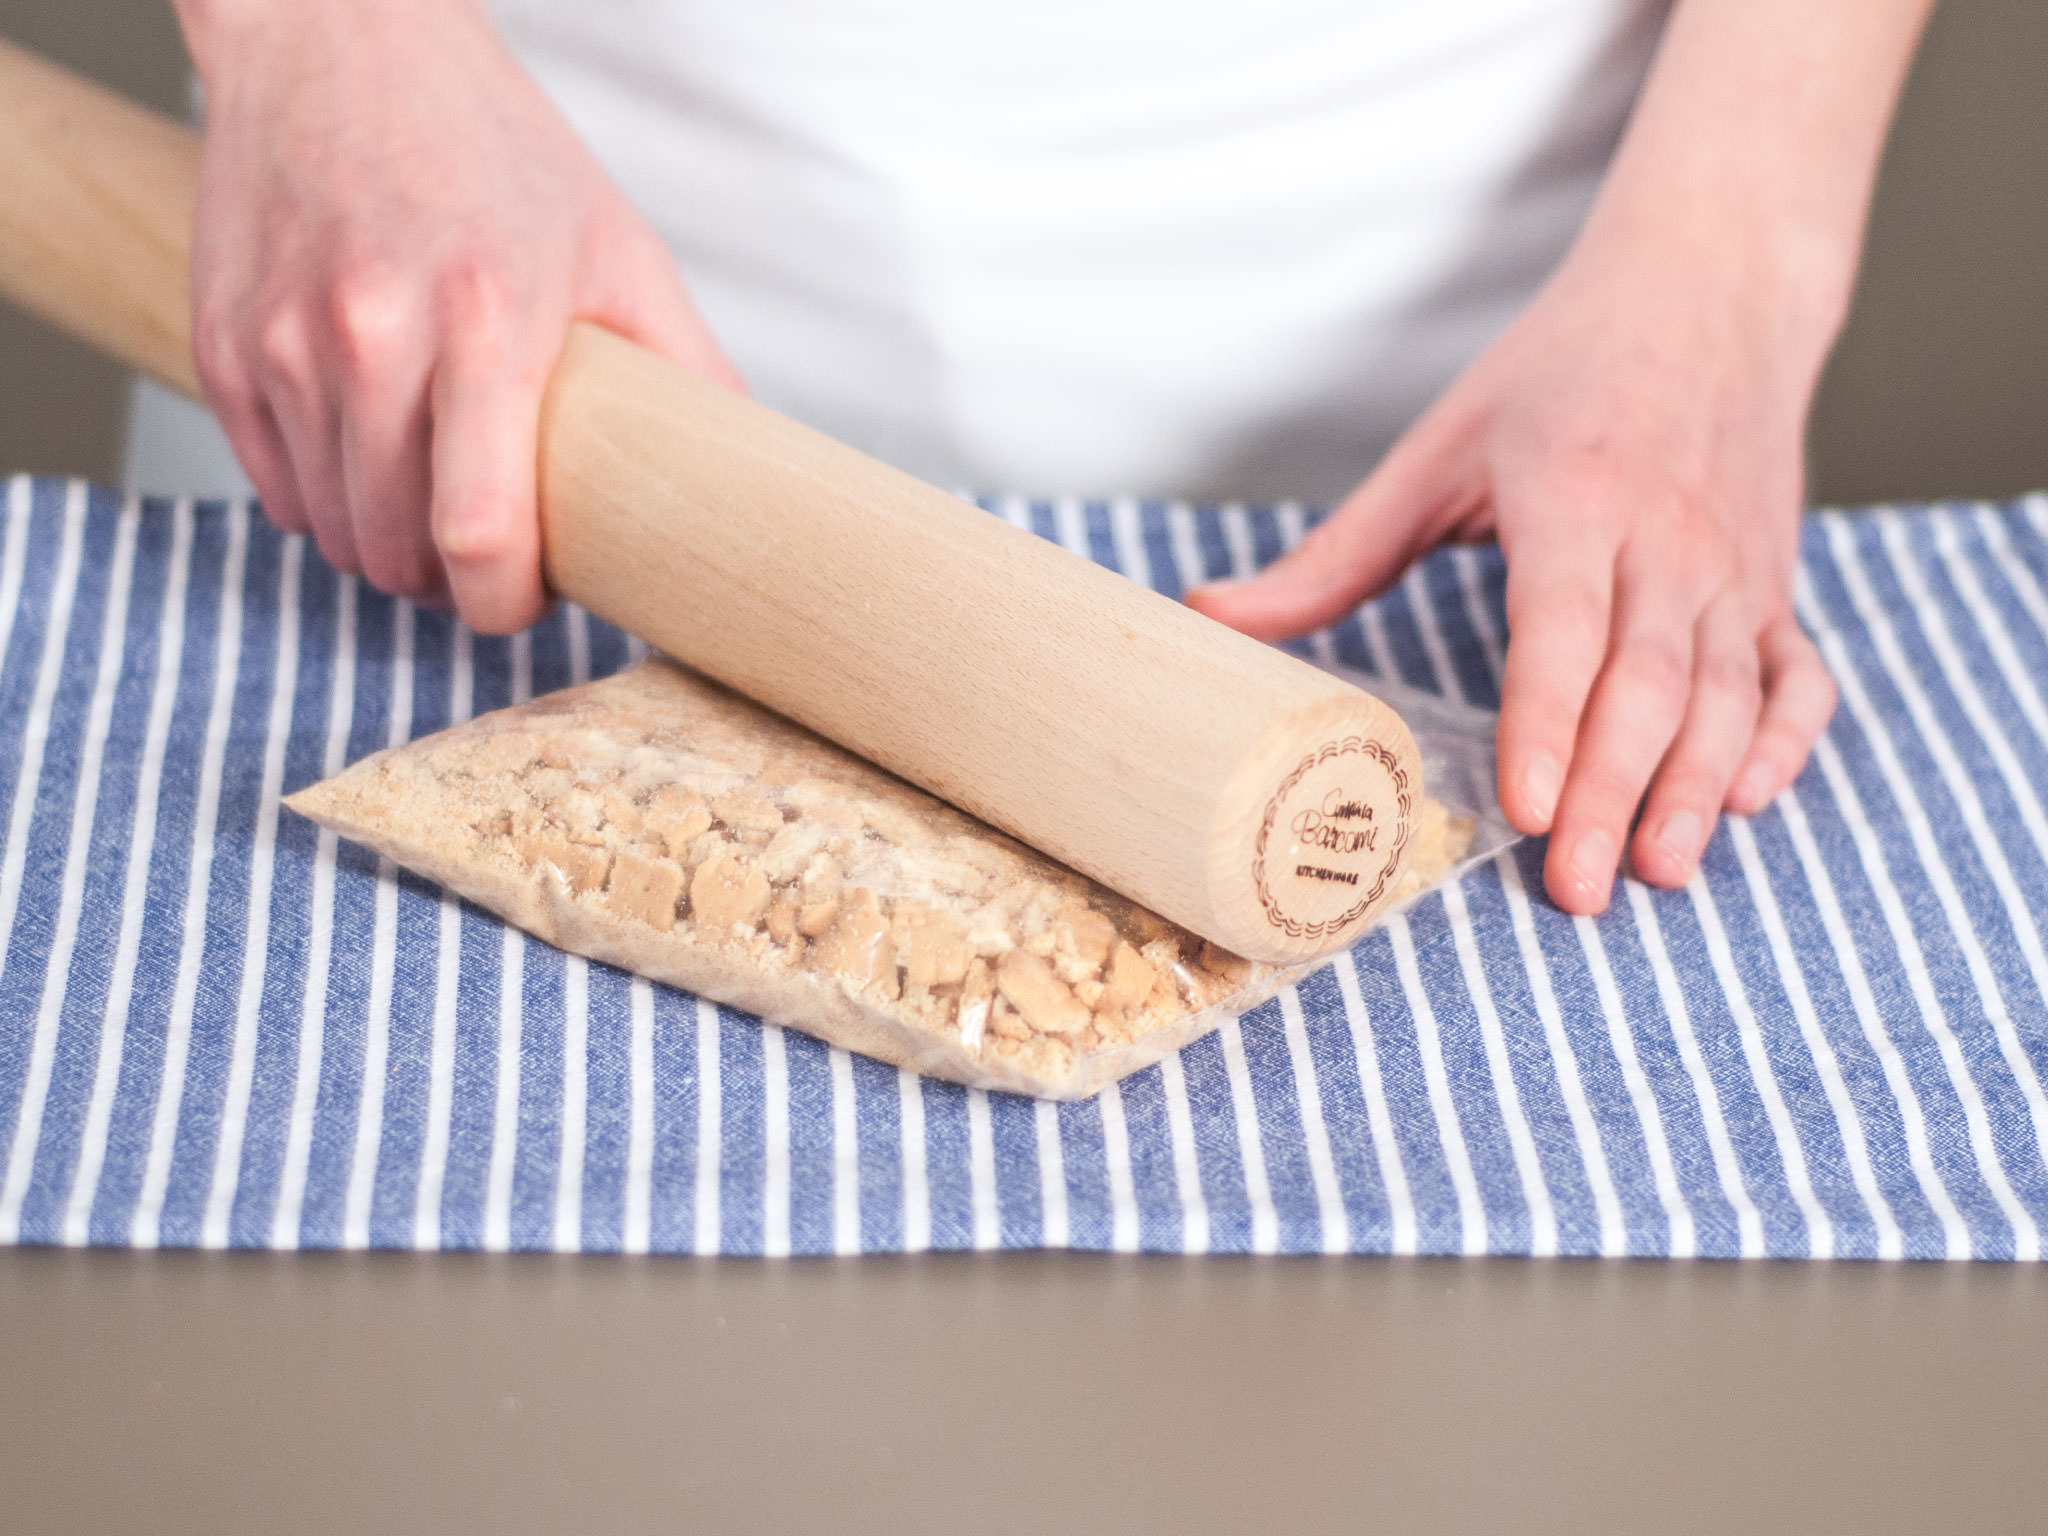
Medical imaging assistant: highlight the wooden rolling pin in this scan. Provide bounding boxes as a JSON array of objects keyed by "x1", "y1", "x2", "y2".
[{"x1": 0, "y1": 39, "x2": 1421, "y2": 964}]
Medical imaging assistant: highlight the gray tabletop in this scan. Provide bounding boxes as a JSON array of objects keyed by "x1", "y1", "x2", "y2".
[{"x1": 4, "y1": 1249, "x2": 2043, "y2": 1534}]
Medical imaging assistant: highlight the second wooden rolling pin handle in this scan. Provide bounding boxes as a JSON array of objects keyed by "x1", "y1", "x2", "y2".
[{"x1": 0, "y1": 40, "x2": 1421, "y2": 964}]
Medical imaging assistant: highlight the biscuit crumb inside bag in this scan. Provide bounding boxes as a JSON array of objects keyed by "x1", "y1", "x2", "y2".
[{"x1": 286, "y1": 658, "x2": 1515, "y2": 1100}]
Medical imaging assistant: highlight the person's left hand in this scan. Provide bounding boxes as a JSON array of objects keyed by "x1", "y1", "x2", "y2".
[{"x1": 1187, "y1": 225, "x2": 1839, "y2": 915}]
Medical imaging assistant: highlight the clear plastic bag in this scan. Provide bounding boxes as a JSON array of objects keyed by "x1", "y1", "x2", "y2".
[
  {"x1": 1312, "y1": 661, "x2": 1523, "y2": 914},
  {"x1": 289, "y1": 657, "x2": 1517, "y2": 1100}
]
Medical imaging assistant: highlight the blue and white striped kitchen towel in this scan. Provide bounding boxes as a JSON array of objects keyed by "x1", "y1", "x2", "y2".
[{"x1": 0, "y1": 474, "x2": 2045, "y2": 1259}]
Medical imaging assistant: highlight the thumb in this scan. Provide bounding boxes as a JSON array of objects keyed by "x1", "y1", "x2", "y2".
[{"x1": 1187, "y1": 409, "x2": 1481, "y2": 641}]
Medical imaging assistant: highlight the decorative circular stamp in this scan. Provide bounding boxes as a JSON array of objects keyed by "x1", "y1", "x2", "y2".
[{"x1": 1253, "y1": 737, "x2": 1413, "y2": 942}]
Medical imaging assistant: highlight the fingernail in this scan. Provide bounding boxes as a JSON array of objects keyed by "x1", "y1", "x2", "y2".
[
  {"x1": 1732, "y1": 763, "x2": 1774, "y2": 810},
  {"x1": 1186, "y1": 578, "x2": 1243, "y2": 605},
  {"x1": 1569, "y1": 827, "x2": 1617, "y2": 894},
  {"x1": 1522, "y1": 754, "x2": 1561, "y2": 823},
  {"x1": 1657, "y1": 809, "x2": 1702, "y2": 867}
]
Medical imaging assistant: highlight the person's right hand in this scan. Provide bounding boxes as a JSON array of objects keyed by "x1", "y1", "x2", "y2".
[{"x1": 174, "y1": 0, "x2": 741, "y2": 633}]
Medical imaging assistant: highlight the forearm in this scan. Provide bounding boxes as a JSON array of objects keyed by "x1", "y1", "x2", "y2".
[{"x1": 1585, "y1": 0, "x2": 1936, "y2": 369}]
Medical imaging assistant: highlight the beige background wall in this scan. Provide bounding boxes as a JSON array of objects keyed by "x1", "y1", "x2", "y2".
[{"x1": 3, "y1": 0, "x2": 2045, "y2": 504}]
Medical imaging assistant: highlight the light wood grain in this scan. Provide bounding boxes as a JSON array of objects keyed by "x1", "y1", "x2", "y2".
[
  {"x1": 0, "y1": 38, "x2": 199, "y2": 397},
  {"x1": 0, "y1": 39, "x2": 1421, "y2": 962},
  {"x1": 542, "y1": 331, "x2": 1422, "y2": 959}
]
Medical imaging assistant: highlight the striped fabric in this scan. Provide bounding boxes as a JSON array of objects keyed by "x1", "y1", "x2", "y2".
[{"x1": 0, "y1": 476, "x2": 2045, "y2": 1259}]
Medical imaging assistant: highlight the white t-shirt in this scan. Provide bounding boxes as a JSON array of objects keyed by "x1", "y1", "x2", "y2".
[{"x1": 129, "y1": 0, "x2": 1669, "y2": 502}]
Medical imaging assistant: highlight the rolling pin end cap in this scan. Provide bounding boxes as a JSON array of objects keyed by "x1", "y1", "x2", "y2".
[{"x1": 1203, "y1": 689, "x2": 1423, "y2": 965}]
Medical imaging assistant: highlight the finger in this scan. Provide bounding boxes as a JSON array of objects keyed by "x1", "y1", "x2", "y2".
[
  {"x1": 1541, "y1": 547, "x2": 1708, "y2": 914},
  {"x1": 429, "y1": 327, "x2": 549, "y2": 637},
  {"x1": 1630, "y1": 589, "x2": 1762, "y2": 887},
  {"x1": 193, "y1": 310, "x2": 311, "y2": 536},
  {"x1": 1725, "y1": 616, "x2": 1836, "y2": 814},
  {"x1": 1493, "y1": 520, "x2": 1617, "y2": 836},
  {"x1": 254, "y1": 304, "x2": 359, "y2": 576},
  {"x1": 236, "y1": 400, "x2": 314, "y2": 540},
  {"x1": 1186, "y1": 410, "x2": 1480, "y2": 640},
  {"x1": 331, "y1": 272, "x2": 444, "y2": 603}
]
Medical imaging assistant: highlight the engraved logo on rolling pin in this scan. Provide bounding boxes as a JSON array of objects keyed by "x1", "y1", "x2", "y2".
[{"x1": 1254, "y1": 738, "x2": 1412, "y2": 941}]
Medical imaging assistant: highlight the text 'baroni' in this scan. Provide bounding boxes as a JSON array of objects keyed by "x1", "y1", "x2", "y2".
[{"x1": 1289, "y1": 788, "x2": 1378, "y2": 855}]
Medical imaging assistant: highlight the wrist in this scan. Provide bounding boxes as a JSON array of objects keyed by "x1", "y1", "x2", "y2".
[{"x1": 1577, "y1": 174, "x2": 1859, "y2": 379}]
